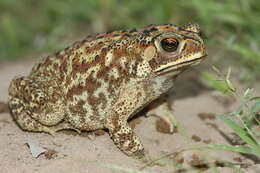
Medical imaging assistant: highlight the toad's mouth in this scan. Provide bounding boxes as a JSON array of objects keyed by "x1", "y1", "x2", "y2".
[{"x1": 155, "y1": 54, "x2": 207, "y2": 76}]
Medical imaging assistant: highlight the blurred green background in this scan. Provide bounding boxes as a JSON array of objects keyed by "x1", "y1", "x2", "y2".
[{"x1": 0, "y1": 0, "x2": 259, "y2": 80}]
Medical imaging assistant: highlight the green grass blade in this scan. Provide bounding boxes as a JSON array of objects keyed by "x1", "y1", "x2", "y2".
[
  {"x1": 250, "y1": 97, "x2": 260, "y2": 101},
  {"x1": 218, "y1": 114, "x2": 260, "y2": 150},
  {"x1": 250, "y1": 100, "x2": 260, "y2": 114},
  {"x1": 200, "y1": 72, "x2": 231, "y2": 95},
  {"x1": 190, "y1": 144, "x2": 260, "y2": 156}
]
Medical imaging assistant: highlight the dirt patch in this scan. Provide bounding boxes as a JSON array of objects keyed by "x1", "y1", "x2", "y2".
[
  {"x1": 202, "y1": 139, "x2": 212, "y2": 144},
  {"x1": 0, "y1": 101, "x2": 9, "y2": 113},
  {"x1": 198, "y1": 112, "x2": 216, "y2": 121},
  {"x1": 189, "y1": 154, "x2": 209, "y2": 171},
  {"x1": 44, "y1": 149, "x2": 58, "y2": 160},
  {"x1": 155, "y1": 117, "x2": 177, "y2": 134},
  {"x1": 191, "y1": 135, "x2": 201, "y2": 142}
]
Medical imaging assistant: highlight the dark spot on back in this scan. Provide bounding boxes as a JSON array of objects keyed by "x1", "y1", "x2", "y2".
[
  {"x1": 140, "y1": 40, "x2": 147, "y2": 46},
  {"x1": 112, "y1": 34, "x2": 120, "y2": 37},
  {"x1": 149, "y1": 27, "x2": 158, "y2": 32},
  {"x1": 96, "y1": 35, "x2": 104, "y2": 39},
  {"x1": 130, "y1": 28, "x2": 137, "y2": 33},
  {"x1": 143, "y1": 29, "x2": 150, "y2": 35},
  {"x1": 95, "y1": 55, "x2": 100, "y2": 60},
  {"x1": 123, "y1": 33, "x2": 131, "y2": 37},
  {"x1": 105, "y1": 30, "x2": 113, "y2": 34}
]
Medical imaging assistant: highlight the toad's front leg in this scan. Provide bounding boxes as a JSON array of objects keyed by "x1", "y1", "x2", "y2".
[
  {"x1": 104, "y1": 85, "x2": 148, "y2": 158},
  {"x1": 105, "y1": 114, "x2": 144, "y2": 157}
]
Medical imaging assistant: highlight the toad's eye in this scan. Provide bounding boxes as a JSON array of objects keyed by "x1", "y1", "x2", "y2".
[{"x1": 160, "y1": 38, "x2": 179, "y2": 52}]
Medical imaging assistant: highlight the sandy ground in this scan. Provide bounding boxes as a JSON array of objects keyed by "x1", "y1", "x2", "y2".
[{"x1": 0, "y1": 59, "x2": 259, "y2": 173}]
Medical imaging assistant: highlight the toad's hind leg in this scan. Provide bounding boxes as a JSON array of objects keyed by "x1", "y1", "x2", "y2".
[{"x1": 8, "y1": 76, "x2": 70, "y2": 135}]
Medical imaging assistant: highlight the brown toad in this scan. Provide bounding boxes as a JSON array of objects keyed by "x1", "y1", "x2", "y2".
[{"x1": 8, "y1": 23, "x2": 207, "y2": 157}]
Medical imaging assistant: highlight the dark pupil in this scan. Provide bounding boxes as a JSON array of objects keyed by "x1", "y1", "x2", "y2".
[{"x1": 161, "y1": 38, "x2": 179, "y2": 52}]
